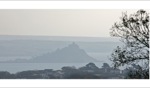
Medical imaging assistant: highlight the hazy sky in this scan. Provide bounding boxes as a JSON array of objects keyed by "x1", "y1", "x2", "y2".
[{"x1": 0, "y1": 9, "x2": 138, "y2": 37}]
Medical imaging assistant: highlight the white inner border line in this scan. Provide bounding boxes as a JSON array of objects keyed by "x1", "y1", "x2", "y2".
[{"x1": 0, "y1": 80, "x2": 150, "y2": 87}]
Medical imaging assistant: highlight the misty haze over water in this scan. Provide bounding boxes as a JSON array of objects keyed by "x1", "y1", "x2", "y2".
[{"x1": 0, "y1": 35, "x2": 121, "y2": 73}]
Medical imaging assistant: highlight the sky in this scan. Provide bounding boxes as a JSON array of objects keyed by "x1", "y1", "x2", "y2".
[{"x1": 0, "y1": 9, "x2": 138, "y2": 37}]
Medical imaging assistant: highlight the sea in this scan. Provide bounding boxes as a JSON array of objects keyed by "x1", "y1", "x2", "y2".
[
  {"x1": 0, "y1": 62, "x2": 105, "y2": 73},
  {"x1": 0, "y1": 35, "x2": 122, "y2": 73}
]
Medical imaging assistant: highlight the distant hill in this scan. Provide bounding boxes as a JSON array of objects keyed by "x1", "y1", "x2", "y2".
[
  {"x1": 29, "y1": 42, "x2": 97, "y2": 63},
  {"x1": 0, "y1": 35, "x2": 121, "y2": 62},
  {"x1": 3, "y1": 43, "x2": 98, "y2": 63}
]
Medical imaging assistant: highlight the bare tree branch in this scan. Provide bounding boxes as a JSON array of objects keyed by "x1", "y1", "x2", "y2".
[{"x1": 110, "y1": 10, "x2": 149, "y2": 68}]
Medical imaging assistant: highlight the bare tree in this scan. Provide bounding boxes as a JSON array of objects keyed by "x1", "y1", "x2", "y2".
[{"x1": 110, "y1": 10, "x2": 149, "y2": 78}]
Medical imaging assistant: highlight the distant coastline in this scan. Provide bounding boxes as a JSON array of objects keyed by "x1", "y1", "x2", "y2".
[{"x1": 0, "y1": 35, "x2": 120, "y2": 42}]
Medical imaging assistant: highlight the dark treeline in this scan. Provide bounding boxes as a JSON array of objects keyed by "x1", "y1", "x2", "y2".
[{"x1": 0, "y1": 62, "x2": 140, "y2": 79}]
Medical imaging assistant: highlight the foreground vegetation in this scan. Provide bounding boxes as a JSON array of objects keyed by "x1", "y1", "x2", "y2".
[{"x1": 0, "y1": 62, "x2": 148, "y2": 79}]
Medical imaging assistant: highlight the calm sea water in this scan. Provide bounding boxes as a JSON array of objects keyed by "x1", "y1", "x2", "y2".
[
  {"x1": 0, "y1": 36, "x2": 121, "y2": 73},
  {"x1": 0, "y1": 52, "x2": 113, "y2": 73},
  {"x1": 0, "y1": 62, "x2": 104, "y2": 73}
]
